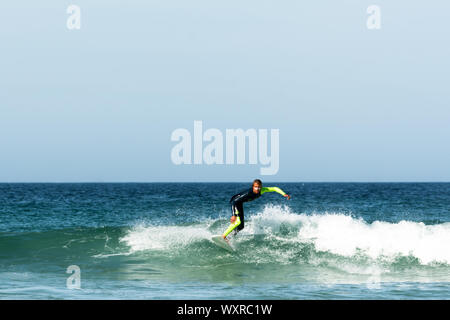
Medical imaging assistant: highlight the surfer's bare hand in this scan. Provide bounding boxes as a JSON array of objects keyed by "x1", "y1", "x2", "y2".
[{"x1": 284, "y1": 194, "x2": 291, "y2": 200}]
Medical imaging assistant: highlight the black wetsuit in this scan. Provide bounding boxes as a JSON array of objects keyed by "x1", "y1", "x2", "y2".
[{"x1": 229, "y1": 188, "x2": 261, "y2": 233}]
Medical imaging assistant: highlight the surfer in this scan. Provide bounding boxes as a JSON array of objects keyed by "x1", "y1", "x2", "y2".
[{"x1": 222, "y1": 179, "x2": 290, "y2": 241}]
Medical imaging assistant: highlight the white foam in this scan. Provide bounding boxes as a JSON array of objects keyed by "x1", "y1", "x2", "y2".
[
  {"x1": 246, "y1": 205, "x2": 450, "y2": 265},
  {"x1": 119, "y1": 206, "x2": 450, "y2": 266},
  {"x1": 120, "y1": 222, "x2": 213, "y2": 252}
]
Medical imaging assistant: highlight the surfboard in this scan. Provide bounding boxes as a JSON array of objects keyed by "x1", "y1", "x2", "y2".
[{"x1": 211, "y1": 235, "x2": 235, "y2": 252}]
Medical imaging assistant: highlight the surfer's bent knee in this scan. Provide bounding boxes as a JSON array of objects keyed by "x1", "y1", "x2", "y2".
[{"x1": 222, "y1": 215, "x2": 241, "y2": 238}]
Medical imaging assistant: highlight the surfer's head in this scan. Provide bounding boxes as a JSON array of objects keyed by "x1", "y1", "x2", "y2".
[{"x1": 252, "y1": 179, "x2": 262, "y2": 194}]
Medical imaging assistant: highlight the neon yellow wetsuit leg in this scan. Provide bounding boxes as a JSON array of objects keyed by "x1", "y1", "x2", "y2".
[{"x1": 222, "y1": 214, "x2": 241, "y2": 238}]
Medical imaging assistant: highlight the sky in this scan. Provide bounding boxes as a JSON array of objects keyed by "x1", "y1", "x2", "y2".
[{"x1": 0, "y1": 1, "x2": 449, "y2": 182}]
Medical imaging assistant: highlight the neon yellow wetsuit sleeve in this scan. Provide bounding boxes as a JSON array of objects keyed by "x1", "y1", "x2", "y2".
[
  {"x1": 260, "y1": 186, "x2": 286, "y2": 196},
  {"x1": 222, "y1": 215, "x2": 241, "y2": 238}
]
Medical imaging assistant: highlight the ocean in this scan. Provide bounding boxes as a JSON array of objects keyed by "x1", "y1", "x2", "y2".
[{"x1": 0, "y1": 183, "x2": 449, "y2": 299}]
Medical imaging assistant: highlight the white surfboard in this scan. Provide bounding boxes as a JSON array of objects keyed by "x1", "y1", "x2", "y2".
[{"x1": 211, "y1": 235, "x2": 235, "y2": 252}]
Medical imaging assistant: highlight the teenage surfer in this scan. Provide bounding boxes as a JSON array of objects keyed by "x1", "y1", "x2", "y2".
[{"x1": 222, "y1": 179, "x2": 291, "y2": 241}]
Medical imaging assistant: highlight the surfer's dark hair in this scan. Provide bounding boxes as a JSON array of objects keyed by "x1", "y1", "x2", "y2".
[{"x1": 253, "y1": 179, "x2": 262, "y2": 186}]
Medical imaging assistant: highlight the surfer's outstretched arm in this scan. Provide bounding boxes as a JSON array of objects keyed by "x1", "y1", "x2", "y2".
[{"x1": 261, "y1": 187, "x2": 291, "y2": 200}]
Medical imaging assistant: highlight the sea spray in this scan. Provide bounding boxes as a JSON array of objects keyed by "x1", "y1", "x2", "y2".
[{"x1": 120, "y1": 205, "x2": 450, "y2": 266}]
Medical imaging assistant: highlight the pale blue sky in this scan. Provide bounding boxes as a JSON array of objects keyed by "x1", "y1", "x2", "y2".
[{"x1": 0, "y1": 1, "x2": 449, "y2": 182}]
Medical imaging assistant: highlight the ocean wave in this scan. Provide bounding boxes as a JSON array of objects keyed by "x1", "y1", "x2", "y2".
[
  {"x1": 3, "y1": 206, "x2": 449, "y2": 274},
  {"x1": 120, "y1": 205, "x2": 450, "y2": 267},
  {"x1": 119, "y1": 223, "x2": 214, "y2": 252}
]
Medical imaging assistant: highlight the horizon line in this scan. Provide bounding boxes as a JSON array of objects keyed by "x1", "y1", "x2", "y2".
[{"x1": 0, "y1": 181, "x2": 449, "y2": 184}]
